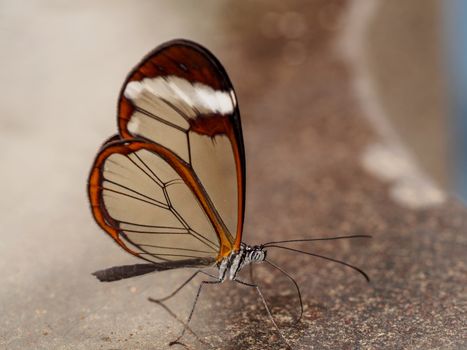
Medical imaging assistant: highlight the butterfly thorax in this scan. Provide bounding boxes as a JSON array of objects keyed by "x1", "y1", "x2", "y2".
[{"x1": 218, "y1": 243, "x2": 267, "y2": 282}]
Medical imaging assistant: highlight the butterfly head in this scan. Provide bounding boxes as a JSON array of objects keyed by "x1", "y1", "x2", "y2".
[{"x1": 243, "y1": 244, "x2": 267, "y2": 263}]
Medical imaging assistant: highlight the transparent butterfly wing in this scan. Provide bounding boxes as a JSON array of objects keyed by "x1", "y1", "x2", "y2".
[
  {"x1": 117, "y1": 40, "x2": 245, "y2": 255},
  {"x1": 89, "y1": 139, "x2": 224, "y2": 264}
]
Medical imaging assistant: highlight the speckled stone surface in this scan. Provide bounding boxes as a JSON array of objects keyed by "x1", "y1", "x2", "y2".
[{"x1": 1, "y1": 1, "x2": 465, "y2": 349}]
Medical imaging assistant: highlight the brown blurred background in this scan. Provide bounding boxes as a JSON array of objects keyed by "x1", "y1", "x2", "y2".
[{"x1": 364, "y1": 0, "x2": 448, "y2": 187}]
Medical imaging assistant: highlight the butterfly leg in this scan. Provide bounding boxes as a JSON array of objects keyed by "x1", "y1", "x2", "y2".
[
  {"x1": 235, "y1": 279, "x2": 292, "y2": 350},
  {"x1": 151, "y1": 298, "x2": 207, "y2": 347},
  {"x1": 148, "y1": 269, "x2": 216, "y2": 303},
  {"x1": 170, "y1": 277, "x2": 222, "y2": 346}
]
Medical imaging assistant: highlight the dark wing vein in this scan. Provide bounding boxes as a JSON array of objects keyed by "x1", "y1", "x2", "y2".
[
  {"x1": 119, "y1": 233, "x2": 172, "y2": 262},
  {"x1": 121, "y1": 230, "x2": 191, "y2": 235},
  {"x1": 102, "y1": 188, "x2": 168, "y2": 210},
  {"x1": 169, "y1": 205, "x2": 219, "y2": 251},
  {"x1": 102, "y1": 178, "x2": 168, "y2": 208},
  {"x1": 116, "y1": 219, "x2": 185, "y2": 230},
  {"x1": 125, "y1": 154, "x2": 164, "y2": 188},
  {"x1": 165, "y1": 179, "x2": 184, "y2": 187},
  {"x1": 159, "y1": 96, "x2": 191, "y2": 122},
  {"x1": 186, "y1": 132, "x2": 192, "y2": 165},
  {"x1": 139, "y1": 252, "x2": 213, "y2": 259},
  {"x1": 132, "y1": 151, "x2": 166, "y2": 186},
  {"x1": 135, "y1": 106, "x2": 186, "y2": 132},
  {"x1": 137, "y1": 243, "x2": 215, "y2": 254}
]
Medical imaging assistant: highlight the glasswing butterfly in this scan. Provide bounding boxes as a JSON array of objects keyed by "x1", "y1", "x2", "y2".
[{"x1": 88, "y1": 39, "x2": 370, "y2": 348}]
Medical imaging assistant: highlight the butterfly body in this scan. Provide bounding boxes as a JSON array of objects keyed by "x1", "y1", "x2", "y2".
[{"x1": 218, "y1": 243, "x2": 267, "y2": 282}]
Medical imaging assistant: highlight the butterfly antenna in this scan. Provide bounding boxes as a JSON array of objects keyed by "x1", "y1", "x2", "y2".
[
  {"x1": 264, "y1": 259, "x2": 303, "y2": 325},
  {"x1": 265, "y1": 245, "x2": 370, "y2": 282},
  {"x1": 263, "y1": 234, "x2": 371, "y2": 247}
]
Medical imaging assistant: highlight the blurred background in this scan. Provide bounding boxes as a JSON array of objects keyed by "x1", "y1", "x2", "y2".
[
  {"x1": 0, "y1": 0, "x2": 465, "y2": 349},
  {"x1": 359, "y1": 0, "x2": 466, "y2": 202},
  {"x1": 1, "y1": 0, "x2": 465, "y2": 212}
]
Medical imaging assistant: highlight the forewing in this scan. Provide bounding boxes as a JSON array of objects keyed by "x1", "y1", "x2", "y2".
[
  {"x1": 117, "y1": 40, "x2": 245, "y2": 252},
  {"x1": 88, "y1": 139, "x2": 221, "y2": 265}
]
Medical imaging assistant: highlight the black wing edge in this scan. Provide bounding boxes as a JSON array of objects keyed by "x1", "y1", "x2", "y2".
[{"x1": 92, "y1": 258, "x2": 215, "y2": 282}]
